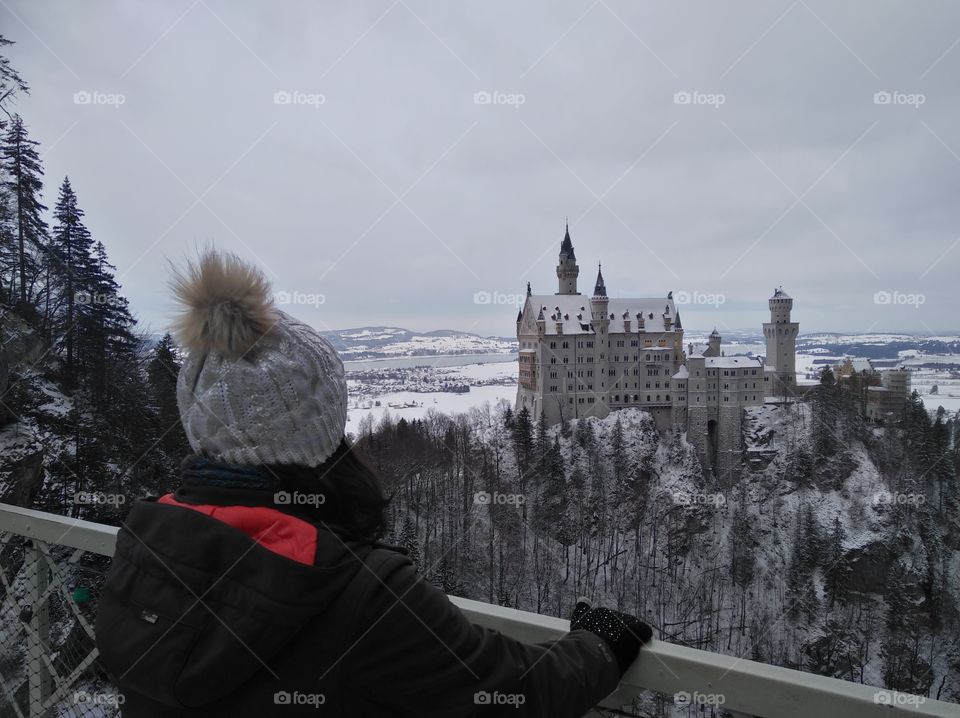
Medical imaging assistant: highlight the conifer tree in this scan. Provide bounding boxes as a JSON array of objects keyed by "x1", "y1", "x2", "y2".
[
  {"x1": 1, "y1": 114, "x2": 47, "y2": 307},
  {"x1": 0, "y1": 35, "x2": 29, "y2": 128},
  {"x1": 823, "y1": 515, "x2": 849, "y2": 607},
  {"x1": 811, "y1": 367, "x2": 840, "y2": 459},
  {"x1": 147, "y1": 333, "x2": 189, "y2": 461},
  {"x1": 49, "y1": 176, "x2": 94, "y2": 384}
]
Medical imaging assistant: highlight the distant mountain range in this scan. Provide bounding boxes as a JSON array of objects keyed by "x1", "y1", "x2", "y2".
[
  {"x1": 152, "y1": 326, "x2": 960, "y2": 363},
  {"x1": 318, "y1": 327, "x2": 516, "y2": 360}
]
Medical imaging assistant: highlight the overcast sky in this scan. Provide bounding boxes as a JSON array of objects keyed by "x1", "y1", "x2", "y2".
[{"x1": 3, "y1": 1, "x2": 959, "y2": 337}]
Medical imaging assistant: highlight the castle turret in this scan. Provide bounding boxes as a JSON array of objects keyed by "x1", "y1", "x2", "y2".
[
  {"x1": 705, "y1": 327, "x2": 721, "y2": 357},
  {"x1": 590, "y1": 263, "x2": 609, "y2": 320},
  {"x1": 556, "y1": 222, "x2": 580, "y2": 295},
  {"x1": 763, "y1": 286, "x2": 798, "y2": 391}
]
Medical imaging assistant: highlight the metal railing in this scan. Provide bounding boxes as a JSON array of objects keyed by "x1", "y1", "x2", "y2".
[{"x1": 1, "y1": 502, "x2": 958, "y2": 717}]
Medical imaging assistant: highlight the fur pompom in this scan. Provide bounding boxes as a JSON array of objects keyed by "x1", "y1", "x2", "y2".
[{"x1": 170, "y1": 249, "x2": 277, "y2": 358}]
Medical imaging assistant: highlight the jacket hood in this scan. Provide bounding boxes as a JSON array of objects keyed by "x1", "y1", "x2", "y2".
[{"x1": 95, "y1": 498, "x2": 371, "y2": 709}]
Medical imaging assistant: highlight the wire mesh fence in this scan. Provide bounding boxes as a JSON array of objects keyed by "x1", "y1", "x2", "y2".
[{"x1": 0, "y1": 532, "x2": 121, "y2": 718}]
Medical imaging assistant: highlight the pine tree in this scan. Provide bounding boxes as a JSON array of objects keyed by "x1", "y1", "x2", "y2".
[
  {"x1": 811, "y1": 367, "x2": 840, "y2": 459},
  {"x1": 81, "y1": 241, "x2": 136, "y2": 405},
  {"x1": 49, "y1": 176, "x2": 95, "y2": 384},
  {"x1": 397, "y1": 516, "x2": 421, "y2": 568},
  {"x1": 147, "y1": 333, "x2": 189, "y2": 461},
  {"x1": 1, "y1": 114, "x2": 47, "y2": 308},
  {"x1": 512, "y1": 406, "x2": 534, "y2": 477},
  {"x1": 0, "y1": 35, "x2": 30, "y2": 129},
  {"x1": 823, "y1": 515, "x2": 849, "y2": 607}
]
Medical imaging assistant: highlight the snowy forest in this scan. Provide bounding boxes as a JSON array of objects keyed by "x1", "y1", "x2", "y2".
[
  {"x1": 356, "y1": 381, "x2": 960, "y2": 713},
  {"x1": 1, "y1": 30, "x2": 960, "y2": 717}
]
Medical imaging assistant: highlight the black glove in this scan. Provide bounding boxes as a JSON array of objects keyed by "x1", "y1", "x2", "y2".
[{"x1": 570, "y1": 599, "x2": 652, "y2": 674}]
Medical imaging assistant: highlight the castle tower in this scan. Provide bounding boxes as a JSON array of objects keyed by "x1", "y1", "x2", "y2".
[
  {"x1": 589, "y1": 264, "x2": 610, "y2": 417},
  {"x1": 763, "y1": 286, "x2": 798, "y2": 390},
  {"x1": 556, "y1": 222, "x2": 580, "y2": 295},
  {"x1": 705, "y1": 327, "x2": 721, "y2": 357}
]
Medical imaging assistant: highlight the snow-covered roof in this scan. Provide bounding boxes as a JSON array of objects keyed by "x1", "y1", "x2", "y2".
[
  {"x1": 704, "y1": 356, "x2": 766, "y2": 369},
  {"x1": 673, "y1": 365, "x2": 689, "y2": 379},
  {"x1": 771, "y1": 287, "x2": 791, "y2": 299},
  {"x1": 527, "y1": 294, "x2": 677, "y2": 335}
]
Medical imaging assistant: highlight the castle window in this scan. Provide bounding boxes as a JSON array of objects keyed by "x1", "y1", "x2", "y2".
[
  {"x1": 724, "y1": 397, "x2": 729, "y2": 402},
  {"x1": 646, "y1": 395, "x2": 651, "y2": 401},
  {"x1": 666, "y1": 395, "x2": 670, "y2": 401},
  {"x1": 562, "y1": 341, "x2": 569, "y2": 349},
  {"x1": 550, "y1": 342, "x2": 556, "y2": 349},
  {"x1": 646, "y1": 382, "x2": 651, "y2": 389}
]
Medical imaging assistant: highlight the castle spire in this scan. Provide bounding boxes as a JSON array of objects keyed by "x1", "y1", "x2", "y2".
[
  {"x1": 556, "y1": 220, "x2": 580, "y2": 295},
  {"x1": 526, "y1": 281, "x2": 531, "y2": 297},
  {"x1": 593, "y1": 263, "x2": 607, "y2": 297},
  {"x1": 560, "y1": 221, "x2": 575, "y2": 260}
]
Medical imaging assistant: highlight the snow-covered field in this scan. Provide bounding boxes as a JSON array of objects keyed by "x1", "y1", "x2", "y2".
[{"x1": 346, "y1": 361, "x2": 517, "y2": 428}]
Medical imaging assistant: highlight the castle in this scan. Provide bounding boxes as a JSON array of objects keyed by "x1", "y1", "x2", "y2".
[{"x1": 515, "y1": 225, "x2": 799, "y2": 482}]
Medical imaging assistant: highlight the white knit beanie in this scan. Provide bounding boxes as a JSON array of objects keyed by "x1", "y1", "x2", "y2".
[{"x1": 170, "y1": 249, "x2": 346, "y2": 468}]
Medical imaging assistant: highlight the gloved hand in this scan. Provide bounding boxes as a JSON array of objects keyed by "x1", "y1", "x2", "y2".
[{"x1": 570, "y1": 598, "x2": 653, "y2": 674}]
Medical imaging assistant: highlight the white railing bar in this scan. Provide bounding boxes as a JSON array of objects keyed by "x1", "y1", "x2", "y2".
[
  {"x1": 0, "y1": 504, "x2": 118, "y2": 556},
  {"x1": 2, "y1": 503, "x2": 958, "y2": 717}
]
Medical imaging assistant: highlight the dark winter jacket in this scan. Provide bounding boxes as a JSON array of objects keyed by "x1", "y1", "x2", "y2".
[{"x1": 95, "y1": 486, "x2": 623, "y2": 717}]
